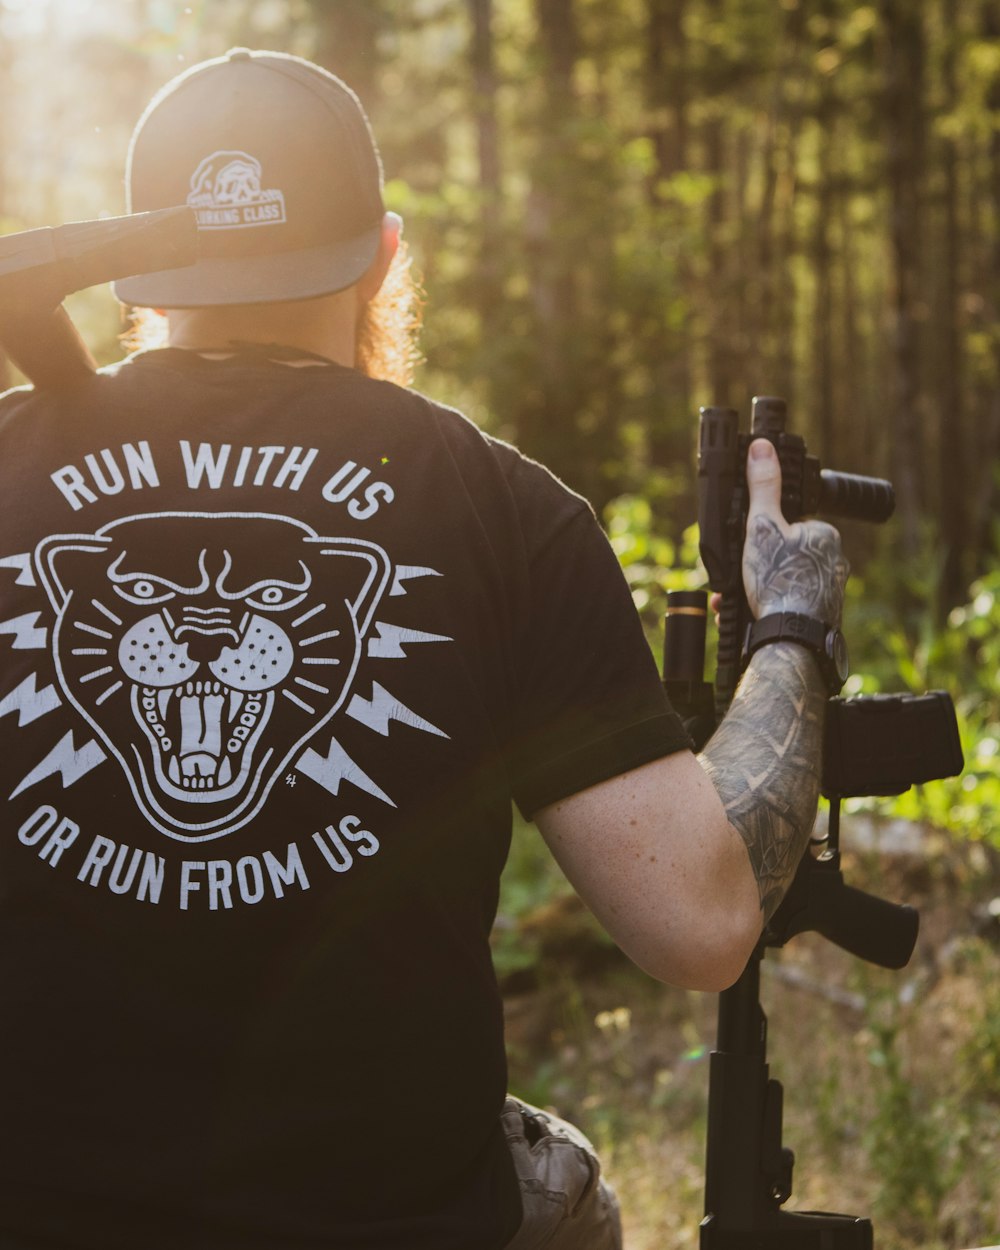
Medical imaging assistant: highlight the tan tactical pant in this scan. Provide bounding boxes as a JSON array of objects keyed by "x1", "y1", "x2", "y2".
[{"x1": 501, "y1": 1096, "x2": 623, "y2": 1249}]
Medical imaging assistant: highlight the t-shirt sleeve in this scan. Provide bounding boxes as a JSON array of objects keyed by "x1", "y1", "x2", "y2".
[{"x1": 508, "y1": 504, "x2": 692, "y2": 820}]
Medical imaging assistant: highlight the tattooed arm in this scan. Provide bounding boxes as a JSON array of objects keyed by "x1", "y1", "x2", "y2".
[
  {"x1": 698, "y1": 641, "x2": 827, "y2": 924},
  {"x1": 535, "y1": 440, "x2": 848, "y2": 989},
  {"x1": 700, "y1": 441, "x2": 848, "y2": 923}
]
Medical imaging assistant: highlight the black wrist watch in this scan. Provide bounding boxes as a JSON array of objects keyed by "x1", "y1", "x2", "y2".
[{"x1": 742, "y1": 612, "x2": 849, "y2": 696}]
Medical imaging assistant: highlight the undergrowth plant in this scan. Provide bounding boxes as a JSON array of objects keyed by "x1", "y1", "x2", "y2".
[
  {"x1": 863, "y1": 990, "x2": 952, "y2": 1238},
  {"x1": 843, "y1": 556, "x2": 1000, "y2": 848}
]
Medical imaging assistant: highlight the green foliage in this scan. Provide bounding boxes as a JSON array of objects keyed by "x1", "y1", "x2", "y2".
[
  {"x1": 863, "y1": 991, "x2": 951, "y2": 1233},
  {"x1": 843, "y1": 551, "x2": 1000, "y2": 846},
  {"x1": 956, "y1": 938, "x2": 1000, "y2": 1105},
  {"x1": 492, "y1": 812, "x2": 574, "y2": 979},
  {"x1": 603, "y1": 495, "x2": 706, "y2": 659}
]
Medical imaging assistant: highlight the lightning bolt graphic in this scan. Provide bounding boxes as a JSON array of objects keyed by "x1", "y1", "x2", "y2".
[
  {"x1": 367, "y1": 622, "x2": 452, "y2": 659},
  {"x1": 389, "y1": 565, "x2": 442, "y2": 597},
  {"x1": 0, "y1": 672, "x2": 62, "y2": 726},
  {"x1": 347, "y1": 682, "x2": 448, "y2": 739},
  {"x1": 0, "y1": 554, "x2": 35, "y2": 587},
  {"x1": 0, "y1": 612, "x2": 48, "y2": 650},
  {"x1": 297, "y1": 736, "x2": 396, "y2": 808},
  {"x1": 11, "y1": 730, "x2": 107, "y2": 799}
]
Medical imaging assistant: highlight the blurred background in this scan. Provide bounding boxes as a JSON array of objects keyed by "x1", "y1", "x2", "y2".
[{"x1": 2, "y1": 3, "x2": 1000, "y2": 1247}]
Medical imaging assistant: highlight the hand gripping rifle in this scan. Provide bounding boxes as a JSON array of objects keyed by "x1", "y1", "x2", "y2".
[
  {"x1": 663, "y1": 396, "x2": 964, "y2": 1248},
  {"x1": 0, "y1": 207, "x2": 197, "y2": 391}
]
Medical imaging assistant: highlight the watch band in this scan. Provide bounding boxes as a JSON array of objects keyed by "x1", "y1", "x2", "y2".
[
  {"x1": 742, "y1": 611, "x2": 848, "y2": 696},
  {"x1": 743, "y1": 612, "x2": 827, "y2": 658}
]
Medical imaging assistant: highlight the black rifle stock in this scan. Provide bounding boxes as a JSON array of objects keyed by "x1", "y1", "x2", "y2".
[
  {"x1": 663, "y1": 396, "x2": 963, "y2": 1249},
  {"x1": 0, "y1": 207, "x2": 197, "y2": 391}
]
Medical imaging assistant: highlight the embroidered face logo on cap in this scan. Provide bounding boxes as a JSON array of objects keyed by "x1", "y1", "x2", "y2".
[
  {"x1": 114, "y1": 48, "x2": 387, "y2": 306},
  {"x1": 187, "y1": 150, "x2": 287, "y2": 230}
]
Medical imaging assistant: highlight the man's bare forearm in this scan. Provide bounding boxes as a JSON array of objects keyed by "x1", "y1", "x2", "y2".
[{"x1": 698, "y1": 644, "x2": 826, "y2": 924}]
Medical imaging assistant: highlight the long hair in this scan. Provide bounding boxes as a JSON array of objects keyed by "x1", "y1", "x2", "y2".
[
  {"x1": 121, "y1": 239, "x2": 423, "y2": 387},
  {"x1": 355, "y1": 238, "x2": 424, "y2": 386}
]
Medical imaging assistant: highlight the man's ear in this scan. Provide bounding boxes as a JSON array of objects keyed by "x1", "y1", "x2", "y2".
[{"x1": 356, "y1": 212, "x2": 403, "y2": 306}]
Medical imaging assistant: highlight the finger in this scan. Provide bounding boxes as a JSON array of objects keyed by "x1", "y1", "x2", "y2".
[{"x1": 745, "y1": 438, "x2": 788, "y2": 534}]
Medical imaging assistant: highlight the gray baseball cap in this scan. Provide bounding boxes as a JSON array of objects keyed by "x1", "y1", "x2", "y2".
[{"x1": 114, "y1": 48, "x2": 386, "y2": 308}]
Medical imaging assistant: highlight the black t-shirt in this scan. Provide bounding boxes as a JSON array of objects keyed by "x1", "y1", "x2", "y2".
[{"x1": 0, "y1": 349, "x2": 689, "y2": 1250}]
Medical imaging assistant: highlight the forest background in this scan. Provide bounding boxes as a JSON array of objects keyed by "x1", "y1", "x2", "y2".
[{"x1": 2, "y1": 1, "x2": 1000, "y2": 1247}]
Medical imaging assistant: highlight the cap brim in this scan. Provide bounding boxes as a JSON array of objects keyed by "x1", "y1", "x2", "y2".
[{"x1": 113, "y1": 224, "x2": 382, "y2": 307}]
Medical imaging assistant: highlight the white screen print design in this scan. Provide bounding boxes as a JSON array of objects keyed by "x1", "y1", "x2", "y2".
[
  {"x1": 33, "y1": 512, "x2": 393, "y2": 842},
  {"x1": 187, "y1": 150, "x2": 287, "y2": 229}
]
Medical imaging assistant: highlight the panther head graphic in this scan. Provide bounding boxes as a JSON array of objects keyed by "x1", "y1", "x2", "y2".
[{"x1": 34, "y1": 513, "x2": 391, "y2": 842}]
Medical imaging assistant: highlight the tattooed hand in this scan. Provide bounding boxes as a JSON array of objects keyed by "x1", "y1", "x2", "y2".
[
  {"x1": 742, "y1": 439, "x2": 849, "y2": 626},
  {"x1": 697, "y1": 438, "x2": 851, "y2": 927}
]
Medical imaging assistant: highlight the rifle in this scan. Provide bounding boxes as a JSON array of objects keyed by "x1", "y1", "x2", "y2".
[
  {"x1": 663, "y1": 396, "x2": 964, "y2": 1248},
  {"x1": 0, "y1": 207, "x2": 197, "y2": 392}
]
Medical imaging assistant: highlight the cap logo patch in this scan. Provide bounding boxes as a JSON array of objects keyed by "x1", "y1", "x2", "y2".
[{"x1": 187, "y1": 150, "x2": 287, "y2": 229}]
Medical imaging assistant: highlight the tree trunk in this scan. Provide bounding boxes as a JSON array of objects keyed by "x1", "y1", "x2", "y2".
[
  {"x1": 935, "y1": 0, "x2": 967, "y2": 616},
  {"x1": 308, "y1": 0, "x2": 382, "y2": 111},
  {"x1": 646, "y1": 0, "x2": 688, "y2": 186},
  {"x1": 836, "y1": 174, "x2": 868, "y2": 472},
  {"x1": 646, "y1": 0, "x2": 694, "y2": 497},
  {"x1": 469, "y1": 0, "x2": 504, "y2": 360},
  {"x1": 703, "y1": 54, "x2": 734, "y2": 407},
  {"x1": 810, "y1": 4, "x2": 837, "y2": 462},
  {"x1": 879, "y1": 0, "x2": 926, "y2": 559},
  {"x1": 518, "y1": 0, "x2": 591, "y2": 496},
  {"x1": 770, "y1": 2, "x2": 807, "y2": 412},
  {"x1": 971, "y1": 0, "x2": 1000, "y2": 572},
  {"x1": 0, "y1": 31, "x2": 12, "y2": 391}
]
